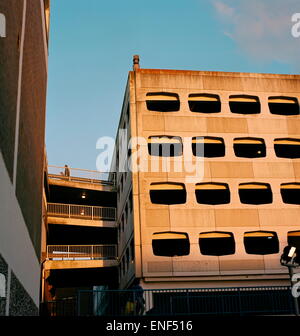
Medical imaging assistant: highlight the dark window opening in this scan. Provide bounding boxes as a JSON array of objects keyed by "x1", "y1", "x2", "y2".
[
  {"x1": 274, "y1": 138, "x2": 300, "y2": 159},
  {"x1": 152, "y1": 232, "x2": 190, "y2": 257},
  {"x1": 192, "y1": 137, "x2": 225, "y2": 157},
  {"x1": 148, "y1": 136, "x2": 183, "y2": 157},
  {"x1": 229, "y1": 95, "x2": 260, "y2": 114},
  {"x1": 268, "y1": 97, "x2": 300, "y2": 115},
  {"x1": 126, "y1": 104, "x2": 130, "y2": 122},
  {"x1": 195, "y1": 183, "x2": 230, "y2": 205},
  {"x1": 126, "y1": 248, "x2": 130, "y2": 269},
  {"x1": 233, "y1": 137, "x2": 266, "y2": 158},
  {"x1": 129, "y1": 190, "x2": 133, "y2": 212},
  {"x1": 244, "y1": 231, "x2": 279, "y2": 255},
  {"x1": 150, "y1": 183, "x2": 186, "y2": 205},
  {"x1": 146, "y1": 92, "x2": 180, "y2": 112},
  {"x1": 125, "y1": 203, "x2": 128, "y2": 221},
  {"x1": 188, "y1": 94, "x2": 221, "y2": 113},
  {"x1": 281, "y1": 183, "x2": 300, "y2": 205},
  {"x1": 288, "y1": 231, "x2": 300, "y2": 249},
  {"x1": 199, "y1": 232, "x2": 235, "y2": 256},
  {"x1": 239, "y1": 183, "x2": 272, "y2": 205}
]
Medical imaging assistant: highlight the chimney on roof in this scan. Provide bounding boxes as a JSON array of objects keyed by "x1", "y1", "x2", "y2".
[{"x1": 133, "y1": 55, "x2": 140, "y2": 71}]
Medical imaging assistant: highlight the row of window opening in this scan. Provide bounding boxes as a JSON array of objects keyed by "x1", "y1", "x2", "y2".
[
  {"x1": 147, "y1": 136, "x2": 300, "y2": 159},
  {"x1": 152, "y1": 231, "x2": 300, "y2": 257},
  {"x1": 150, "y1": 182, "x2": 300, "y2": 205},
  {"x1": 146, "y1": 93, "x2": 300, "y2": 116}
]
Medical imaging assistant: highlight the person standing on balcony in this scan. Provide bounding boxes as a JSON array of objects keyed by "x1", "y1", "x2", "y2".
[{"x1": 64, "y1": 164, "x2": 70, "y2": 178}]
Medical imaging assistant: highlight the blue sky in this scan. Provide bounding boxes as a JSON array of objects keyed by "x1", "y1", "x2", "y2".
[{"x1": 46, "y1": 0, "x2": 300, "y2": 170}]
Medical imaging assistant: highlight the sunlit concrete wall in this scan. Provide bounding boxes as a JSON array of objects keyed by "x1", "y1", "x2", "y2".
[{"x1": 125, "y1": 69, "x2": 300, "y2": 289}]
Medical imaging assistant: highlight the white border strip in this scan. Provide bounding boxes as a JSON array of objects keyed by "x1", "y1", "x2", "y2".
[{"x1": 12, "y1": 0, "x2": 27, "y2": 188}]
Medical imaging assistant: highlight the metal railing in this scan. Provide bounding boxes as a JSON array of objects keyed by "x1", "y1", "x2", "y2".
[
  {"x1": 40, "y1": 298, "x2": 77, "y2": 317},
  {"x1": 77, "y1": 286, "x2": 296, "y2": 316},
  {"x1": 47, "y1": 165, "x2": 116, "y2": 186},
  {"x1": 46, "y1": 245, "x2": 117, "y2": 260},
  {"x1": 47, "y1": 203, "x2": 116, "y2": 221}
]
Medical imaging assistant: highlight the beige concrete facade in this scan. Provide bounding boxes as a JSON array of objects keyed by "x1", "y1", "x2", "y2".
[{"x1": 116, "y1": 68, "x2": 300, "y2": 289}]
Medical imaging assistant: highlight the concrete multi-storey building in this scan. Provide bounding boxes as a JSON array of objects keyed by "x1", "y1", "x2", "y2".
[
  {"x1": 115, "y1": 57, "x2": 300, "y2": 300},
  {"x1": 0, "y1": 0, "x2": 50, "y2": 315}
]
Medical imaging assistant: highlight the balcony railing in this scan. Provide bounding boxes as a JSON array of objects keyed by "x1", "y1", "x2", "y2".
[
  {"x1": 47, "y1": 203, "x2": 116, "y2": 221},
  {"x1": 47, "y1": 245, "x2": 117, "y2": 260},
  {"x1": 48, "y1": 165, "x2": 115, "y2": 186}
]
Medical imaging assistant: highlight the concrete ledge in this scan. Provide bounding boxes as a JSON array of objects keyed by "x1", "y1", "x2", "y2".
[
  {"x1": 44, "y1": 259, "x2": 118, "y2": 270},
  {"x1": 48, "y1": 178, "x2": 115, "y2": 192},
  {"x1": 47, "y1": 216, "x2": 116, "y2": 228}
]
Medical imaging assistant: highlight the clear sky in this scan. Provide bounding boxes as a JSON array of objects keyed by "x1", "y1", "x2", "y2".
[{"x1": 46, "y1": 0, "x2": 300, "y2": 170}]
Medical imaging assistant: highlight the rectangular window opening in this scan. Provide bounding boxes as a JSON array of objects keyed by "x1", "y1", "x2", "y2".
[
  {"x1": 188, "y1": 94, "x2": 221, "y2": 113},
  {"x1": 268, "y1": 97, "x2": 300, "y2": 115},
  {"x1": 150, "y1": 183, "x2": 186, "y2": 205},
  {"x1": 233, "y1": 137, "x2": 266, "y2": 158},
  {"x1": 148, "y1": 136, "x2": 183, "y2": 157},
  {"x1": 192, "y1": 137, "x2": 225, "y2": 157},
  {"x1": 274, "y1": 138, "x2": 300, "y2": 159},
  {"x1": 199, "y1": 232, "x2": 235, "y2": 256},
  {"x1": 288, "y1": 231, "x2": 300, "y2": 249},
  {"x1": 244, "y1": 231, "x2": 279, "y2": 255},
  {"x1": 146, "y1": 92, "x2": 180, "y2": 112},
  {"x1": 239, "y1": 183, "x2": 272, "y2": 204},
  {"x1": 196, "y1": 183, "x2": 230, "y2": 205},
  {"x1": 152, "y1": 232, "x2": 190, "y2": 257},
  {"x1": 229, "y1": 95, "x2": 261, "y2": 114},
  {"x1": 281, "y1": 183, "x2": 300, "y2": 205}
]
